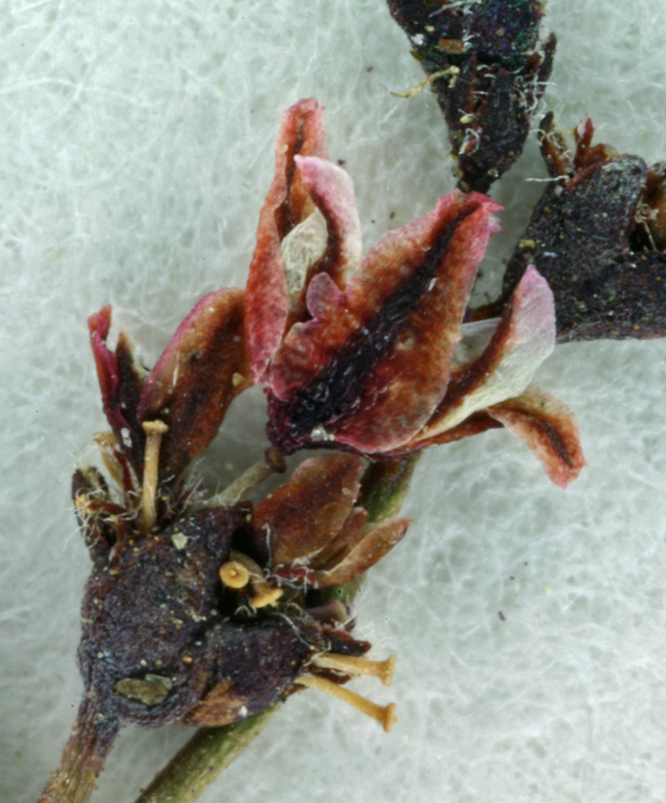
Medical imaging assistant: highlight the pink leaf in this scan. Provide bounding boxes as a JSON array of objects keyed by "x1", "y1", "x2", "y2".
[
  {"x1": 292, "y1": 154, "x2": 362, "y2": 290},
  {"x1": 416, "y1": 265, "x2": 555, "y2": 442},
  {"x1": 245, "y1": 99, "x2": 328, "y2": 383},
  {"x1": 266, "y1": 191, "x2": 502, "y2": 454}
]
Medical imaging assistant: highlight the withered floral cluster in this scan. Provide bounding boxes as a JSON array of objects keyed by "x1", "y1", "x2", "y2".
[
  {"x1": 387, "y1": 0, "x2": 666, "y2": 343},
  {"x1": 40, "y1": 99, "x2": 584, "y2": 803},
  {"x1": 387, "y1": 0, "x2": 555, "y2": 192},
  {"x1": 495, "y1": 115, "x2": 666, "y2": 341}
]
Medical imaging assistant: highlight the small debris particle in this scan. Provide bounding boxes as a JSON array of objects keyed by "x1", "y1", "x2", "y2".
[
  {"x1": 437, "y1": 38, "x2": 465, "y2": 54},
  {"x1": 171, "y1": 531, "x2": 188, "y2": 550}
]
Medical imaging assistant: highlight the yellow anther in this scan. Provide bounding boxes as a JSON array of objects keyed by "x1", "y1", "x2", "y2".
[
  {"x1": 311, "y1": 653, "x2": 396, "y2": 687},
  {"x1": 219, "y1": 560, "x2": 251, "y2": 589},
  {"x1": 297, "y1": 674, "x2": 397, "y2": 733},
  {"x1": 219, "y1": 550, "x2": 283, "y2": 608},
  {"x1": 250, "y1": 586, "x2": 284, "y2": 609}
]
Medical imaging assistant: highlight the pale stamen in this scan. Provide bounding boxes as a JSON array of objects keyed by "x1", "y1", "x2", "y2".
[
  {"x1": 141, "y1": 420, "x2": 169, "y2": 533},
  {"x1": 219, "y1": 549, "x2": 283, "y2": 608},
  {"x1": 297, "y1": 673, "x2": 397, "y2": 733},
  {"x1": 93, "y1": 432, "x2": 124, "y2": 488},
  {"x1": 311, "y1": 653, "x2": 396, "y2": 687}
]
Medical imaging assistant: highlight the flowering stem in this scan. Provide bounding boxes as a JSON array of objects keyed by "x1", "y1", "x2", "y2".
[
  {"x1": 38, "y1": 698, "x2": 119, "y2": 803},
  {"x1": 206, "y1": 449, "x2": 286, "y2": 507},
  {"x1": 133, "y1": 455, "x2": 420, "y2": 803}
]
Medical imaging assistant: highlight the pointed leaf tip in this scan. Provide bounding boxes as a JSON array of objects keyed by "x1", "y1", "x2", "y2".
[
  {"x1": 416, "y1": 263, "x2": 555, "y2": 443},
  {"x1": 488, "y1": 386, "x2": 586, "y2": 488},
  {"x1": 310, "y1": 517, "x2": 410, "y2": 588}
]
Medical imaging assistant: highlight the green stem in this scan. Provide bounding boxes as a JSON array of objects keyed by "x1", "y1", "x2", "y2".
[
  {"x1": 357, "y1": 455, "x2": 420, "y2": 522},
  {"x1": 134, "y1": 709, "x2": 277, "y2": 803},
  {"x1": 134, "y1": 455, "x2": 419, "y2": 803},
  {"x1": 206, "y1": 460, "x2": 273, "y2": 507}
]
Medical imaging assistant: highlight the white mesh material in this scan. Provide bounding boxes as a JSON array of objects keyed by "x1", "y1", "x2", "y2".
[{"x1": 2, "y1": 1, "x2": 666, "y2": 801}]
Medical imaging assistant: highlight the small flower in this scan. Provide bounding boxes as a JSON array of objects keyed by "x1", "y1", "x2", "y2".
[
  {"x1": 68, "y1": 301, "x2": 406, "y2": 755},
  {"x1": 245, "y1": 100, "x2": 585, "y2": 488},
  {"x1": 87, "y1": 289, "x2": 251, "y2": 527}
]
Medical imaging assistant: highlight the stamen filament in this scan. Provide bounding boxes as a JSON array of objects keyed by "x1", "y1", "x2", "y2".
[
  {"x1": 311, "y1": 653, "x2": 396, "y2": 687},
  {"x1": 92, "y1": 432, "x2": 124, "y2": 488},
  {"x1": 391, "y1": 67, "x2": 457, "y2": 99},
  {"x1": 297, "y1": 673, "x2": 397, "y2": 733},
  {"x1": 207, "y1": 454, "x2": 283, "y2": 508},
  {"x1": 141, "y1": 420, "x2": 169, "y2": 533}
]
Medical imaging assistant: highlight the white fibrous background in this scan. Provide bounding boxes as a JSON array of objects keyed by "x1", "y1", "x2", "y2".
[{"x1": 2, "y1": 1, "x2": 666, "y2": 801}]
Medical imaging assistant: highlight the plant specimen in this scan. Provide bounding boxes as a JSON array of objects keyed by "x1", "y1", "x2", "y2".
[
  {"x1": 387, "y1": 1, "x2": 666, "y2": 343},
  {"x1": 37, "y1": 99, "x2": 583, "y2": 803}
]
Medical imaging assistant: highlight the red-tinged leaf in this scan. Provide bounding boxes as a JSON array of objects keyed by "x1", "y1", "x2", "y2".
[
  {"x1": 137, "y1": 289, "x2": 250, "y2": 483},
  {"x1": 292, "y1": 154, "x2": 362, "y2": 290},
  {"x1": 309, "y1": 506, "x2": 368, "y2": 571},
  {"x1": 309, "y1": 517, "x2": 410, "y2": 588},
  {"x1": 487, "y1": 385, "x2": 586, "y2": 488},
  {"x1": 88, "y1": 307, "x2": 146, "y2": 473},
  {"x1": 385, "y1": 411, "x2": 502, "y2": 458},
  {"x1": 246, "y1": 99, "x2": 328, "y2": 383},
  {"x1": 88, "y1": 306, "x2": 120, "y2": 427},
  {"x1": 114, "y1": 331, "x2": 147, "y2": 473},
  {"x1": 415, "y1": 265, "x2": 555, "y2": 443},
  {"x1": 267, "y1": 191, "x2": 502, "y2": 454},
  {"x1": 253, "y1": 453, "x2": 364, "y2": 568}
]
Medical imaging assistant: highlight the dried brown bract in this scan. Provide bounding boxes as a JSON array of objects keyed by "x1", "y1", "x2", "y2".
[
  {"x1": 387, "y1": 0, "x2": 555, "y2": 192},
  {"x1": 497, "y1": 115, "x2": 666, "y2": 342}
]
